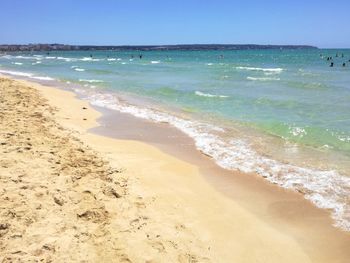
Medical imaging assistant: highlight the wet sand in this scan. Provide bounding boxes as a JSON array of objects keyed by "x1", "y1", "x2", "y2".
[
  {"x1": 92, "y1": 101, "x2": 350, "y2": 262},
  {"x1": 1, "y1": 75, "x2": 350, "y2": 262}
]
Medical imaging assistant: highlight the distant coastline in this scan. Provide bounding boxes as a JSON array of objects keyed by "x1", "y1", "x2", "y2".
[{"x1": 0, "y1": 43, "x2": 318, "y2": 52}]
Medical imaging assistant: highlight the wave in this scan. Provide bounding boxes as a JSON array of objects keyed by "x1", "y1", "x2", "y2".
[
  {"x1": 12, "y1": 62, "x2": 23, "y2": 65},
  {"x1": 78, "y1": 79, "x2": 104, "y2": 83},
  {"x1": 74, "y1": 68, "x2": 85, "y2": 72},
  {"x1": 0, "y1": 55, "x2": 12, "y2": 59},
  {"x1": 12, "y1": 55, "x2": 76, "y2": 62},
  {"x1": 72, "y1": 90, "x2": 350, "y2": 232},
  {"x1": 195, "y1": 91, "x2": 229, "y2": 98},
  {"x1": 0, "y1": 69, "x2": 54, "y2": 81},
  {"x1": 247, "y1": 76, "x2": 280, "y2": 81},
  {"x1": 264, "y1": 72, "x2": 278, "y2": 76},
  {"x1": 151, "y1": 61, "x2": 161, "y2": 64},
  {"x1": 80, "y1": 57, "x2": 92, "y2": 61},
  {"x1": 15, "y1": 55, "x2": 42, "y2": 61},
  {"x1": 31, "y1": 76, "x2": 55, "y2": 81},
  {"x1": 107, "y1": 58, "x2": 116, "y2": 61},
  {"x1": 236, "y1": 66, "x2": 284, "y2": 73},
  {"x1": 56, "y1": 56, "x2": 74, "y2": 62},
  {"x1": 15, "y1": 56, "x2": 29, "y2": 59},
  {"x1": 289, "y1": 126, "x2": 307, "y2": 137},
  {"x1": 82, "y1": 84, "x2": 96, "y2": 89},
  {"x1": 0, "y1": 69, "x2": 32, "y2": 77},
  {"x1": 80, "y1": 57, "x2": 101, "y2": 62}
]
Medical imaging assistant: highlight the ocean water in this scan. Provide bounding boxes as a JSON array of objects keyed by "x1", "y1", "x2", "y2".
[{"x1": 1, "y1": 49, "x2": 350, "y2": 230}]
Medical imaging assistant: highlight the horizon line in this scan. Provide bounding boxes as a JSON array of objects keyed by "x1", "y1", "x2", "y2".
[{"x1": 1, "y1": 43, "x2": 350, "y2": 49}]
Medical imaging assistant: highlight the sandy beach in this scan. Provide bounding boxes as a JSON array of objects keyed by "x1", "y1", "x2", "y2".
[{"x1": 1, "y1": 76, "x2": 350, "y2": 262}]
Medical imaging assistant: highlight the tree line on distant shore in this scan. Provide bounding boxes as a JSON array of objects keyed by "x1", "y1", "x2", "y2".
[{"x1": 0, "y1": 44, "x2": 318, "y2": 52}]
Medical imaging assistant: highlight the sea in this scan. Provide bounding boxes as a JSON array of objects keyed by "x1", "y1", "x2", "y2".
[{"x1": 0, "y1": 48, "x2": 349, "y2": 231}]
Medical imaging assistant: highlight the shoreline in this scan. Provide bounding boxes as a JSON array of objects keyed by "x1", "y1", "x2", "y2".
[{"x1": 1, "y1": 75, "x2": 350, "y2": 262}]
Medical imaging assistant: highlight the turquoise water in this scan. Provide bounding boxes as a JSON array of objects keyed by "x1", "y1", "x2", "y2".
[{"x1": 1, "y1": 49, "x2": 350, "y2": 230}]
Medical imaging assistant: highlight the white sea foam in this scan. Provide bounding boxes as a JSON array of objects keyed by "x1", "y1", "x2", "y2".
[
  {"x1": 289, "y1": 126, "x2": 307, "y2": 138},
  {"x1": 195, "y1": 91, "x2": 229, "y2": 98},
  {"x1": 31, "y1": 76, "x2": 54, "y2": 81},
  {"x1": 247, "y1": 76, "x2": 280, "y2": 81},
  {"x1": 74, "y1": 68, "x2": 85, "y2": 72},
  {"x1": 74, "y1": 90, "x2": 350, "y2": 232},
  {"x1": 264, "y1": 72, "x2": 278, "y2": 76},
  {"x1": 0, "y1": 69, "x2": 32, "y2": 77},
  {"x1": 151, "y1": 61, "x2": 161, "y2": 64},
  {"x1": 336, "y1": 134, "x2": 350, "y2": 143},
  {"x1": 80, "y1": 57, "x2": 101, "y2": 62},
  {"x1": 45, "y1": 56, "x2": 56, "y2": 59},
  {"x1": 107, "y1": 58, "x2": 116, "y2": 61},
  {"x1": 206, "y1": 63, "x2": 214, "y2": 66},
  {"x1": 78, "y1": 79, "x2": 104, "y2": 83},
  {"x1": 15, "y1": 55, "x2": 42, "y2": 61},
  {"x1": 57, "y1": 56, "x2": 74, "y2": 62},
  {"x1": 12, "y1": 62, "x2": 23, "y2": 65},
  {"x1": 237, "y1": 66, "x2": 284, "y2": 73},
  {"x1": 0, "y1": 55, "x2": 12, "y2": 59},
  {"x1": 0, "y1": 69, "x2": 54, "y2": 81}
]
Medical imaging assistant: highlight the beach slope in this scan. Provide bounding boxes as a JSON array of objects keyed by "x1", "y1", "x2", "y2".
[{"x1": 1, "y1": 76, "x2": 349, "y2": 262}]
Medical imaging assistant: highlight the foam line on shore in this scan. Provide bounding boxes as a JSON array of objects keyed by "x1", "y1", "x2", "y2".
[{"x1": 85, "y1": 90, "x2": 350, "y2": 231}]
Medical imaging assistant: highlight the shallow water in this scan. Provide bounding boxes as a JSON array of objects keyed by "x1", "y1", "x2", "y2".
[{"x1": 1, "y1": 49, "x2": 350, "y2": 230}]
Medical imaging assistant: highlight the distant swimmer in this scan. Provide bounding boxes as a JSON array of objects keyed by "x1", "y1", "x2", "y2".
[
  {"x1": 343, "y1": 63, "x2": 346, "y2": 67},
  {"x1": 139, "y1": 54, "x2": 143, "y2": 59},
  {"x1": 90, "y1": 54, "x2": 93, "y2": 58},
  {"x1": 327, "y1": 57, "x2": 330, "y2": 61},
  {"x1": 330, "y1": 62, "x2": 334, "y2": 67},
  {"x1": 131, "y1": 55, "x2": 134, "y2": 59}
]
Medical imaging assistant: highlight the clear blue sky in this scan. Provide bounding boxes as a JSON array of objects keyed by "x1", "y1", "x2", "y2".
[{"x1": 1, "y1": 0, "x2": 349, "y2": 48}]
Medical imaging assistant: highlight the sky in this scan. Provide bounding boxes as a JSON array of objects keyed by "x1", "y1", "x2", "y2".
[{"x1": 1, "y1": 0, "x2": 349, "y2": 48}]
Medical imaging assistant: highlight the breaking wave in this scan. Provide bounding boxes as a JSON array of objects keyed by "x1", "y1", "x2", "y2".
[
  {"x1": 195, "y1": 91, "x2": 229, "y2": 98},
  {"x1": 236, "y1": 66, "x2": 284, "y2": 73},
  {"x1": 74, "y1": 90, "x2": 350, "y2": 232},
  {"x1": 0, "y1": 69, "x2": 54, "y2": 81},
  {"x1": 247, "y1": 76, "x2": 281, "y2": 81}
]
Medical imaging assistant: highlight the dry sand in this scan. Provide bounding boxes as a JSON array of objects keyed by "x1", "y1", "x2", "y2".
[{"x1": 1, "y1": 76, "x2": 349, "y2": 262}]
